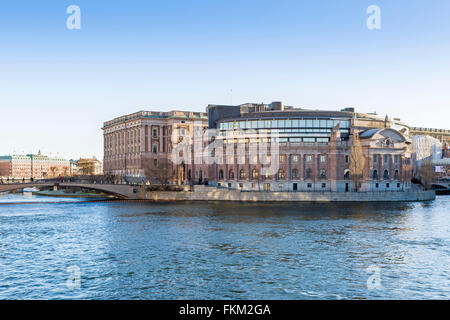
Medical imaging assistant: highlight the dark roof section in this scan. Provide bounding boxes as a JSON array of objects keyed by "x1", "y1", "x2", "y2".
[{"x1": 359, "y1": 129, "x2": 381, "y2": 139}]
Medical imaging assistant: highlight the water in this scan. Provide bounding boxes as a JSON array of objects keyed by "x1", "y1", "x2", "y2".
[{"x1": 0, "y1": 193, "x2": 449, "y2": 299}]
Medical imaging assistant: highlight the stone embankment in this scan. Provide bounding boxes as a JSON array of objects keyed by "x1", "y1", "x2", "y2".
[{"x1": 145, "y1": 185, "x2": 436, "y2": 202}]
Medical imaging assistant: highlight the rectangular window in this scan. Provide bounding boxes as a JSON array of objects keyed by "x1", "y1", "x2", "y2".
[
  {"x1": 279, "y1": 155, "x2": 285, "y2": 163},
  {"x1": 292, "y1": 155, "x2": 298, "y2": 162},
  {"x1": 307, "y1": 183, "x2": 312, "y2": 188},
  {"x1": 322, "y1": 183, "x2": 326, "y2": 188},
  {"x1": 395, "y1": 155, "x2": 400, "y2": 163},
  {"x1": 293, "y1": 183, "x2": 298, "y2": 191},
  {"x1": 306, "y1": 155, "x2": 312, "y2": 162},
  {"x1": 373, "y1": 155, "x2": 377, "y2": 163},
  {"x1": 345, "y1": 155, "x2": 349, "y2": 163},
  {"x1": 376, "y1": 183, "x2": 379, "y2": 188},
  {"x1": 320, "y1": 155, "x2": 326, "y2": 163}
]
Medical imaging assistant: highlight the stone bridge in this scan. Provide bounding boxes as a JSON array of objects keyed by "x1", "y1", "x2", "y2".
[
  {"x1": 0, "y1": 182, "x2": 145, "y2": 200},
  {"x1": 432, "y1": 181, "x2": 450, "y2": 191}
]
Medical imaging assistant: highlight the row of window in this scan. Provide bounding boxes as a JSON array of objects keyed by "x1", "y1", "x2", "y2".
[
  {"x1": 218, "y1": 182, "x2": 329, "y2": 190},
  {"x1": 220, "y1": 168, "x2": 327, "y2": 180},
  {"x1": 373, "y1": 154, "x2": 401, "y2": 164},
  {"x1": 218, "y1": 119, "x2": 351, "y2": 130},
  {"x1": 372, "y1": 169, "x2": 400, "y2": 180},
  {"x1": 221, "y1": 137, "x2": 331, "y2": 143},
  {"x1": 218, "y1": 168, "x2": 401, "y2": 181},
  {"x1": 216, "y1": 154, "x2": 328, "y2": 164}
]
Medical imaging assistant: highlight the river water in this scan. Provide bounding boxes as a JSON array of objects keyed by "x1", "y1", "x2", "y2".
[{"x1": 0, "y1": 193, "x2": 449, "y2": 299}]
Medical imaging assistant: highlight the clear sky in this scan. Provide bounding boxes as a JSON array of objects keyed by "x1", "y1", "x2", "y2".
[{"x1": 1, "y1": 0, "x2": 449, "y2": 160}]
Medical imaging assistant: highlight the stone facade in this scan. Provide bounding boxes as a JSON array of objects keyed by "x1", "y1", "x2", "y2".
[{"x1": 102, "y1": 110, "x2": 208, "y2": 183}]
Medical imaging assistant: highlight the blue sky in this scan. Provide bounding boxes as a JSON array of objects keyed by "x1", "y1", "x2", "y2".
[{"x1": 1, "y1": 0, "x2": 449, "y2": 159}]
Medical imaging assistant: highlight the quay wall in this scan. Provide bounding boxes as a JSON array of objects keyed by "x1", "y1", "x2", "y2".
[{"x1": 145, "y1": 187, "x2": 436, "y2": 202}]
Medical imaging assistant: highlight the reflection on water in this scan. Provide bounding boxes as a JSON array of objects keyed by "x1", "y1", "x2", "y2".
[
  {"x1": 0, "y1": 192, "x2": 101, "y2": 203},
  {"x1": 0, "y1": 194, "x2": 449, "y2": 299}
]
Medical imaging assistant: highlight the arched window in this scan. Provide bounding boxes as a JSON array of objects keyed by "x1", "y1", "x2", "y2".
[
  {"x1": 239, "y1": 169, "x2": 246, "y2": 179},
  {"x1": 383, "y1": 169, "x2": 390, "y2": 180},
  {"x1": 344, "y1": 169, "x2": 350, "y2": 180},
  {"x1": 278, "y1": 169, "x2": 285, "y2": 179},
  {"x1": 394, "y1": 170, "x2": 399, "y2": 180},
  {"x1": 292, "y1": 168, "x2": 299, "y2": 179},
  {"x1": 320, "y1": 169, "x2": 326, "y2": 179},
  {"x1": 229, "y1": 169, "x2": 235, "y2": 179},
  {"x1": 306, "y1": 168, "x2": 312, "y2": 179},
  {"x1": 219, "y1": 170, "x2": 224, "y2": 180},
  {"x1": 252, "y1": 169, "x2": 258, "y2": 179},
  {"x1": 372, "y1": 169, "x2": 378, "y2": 180}
]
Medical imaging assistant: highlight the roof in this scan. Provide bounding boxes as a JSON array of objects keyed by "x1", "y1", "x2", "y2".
[{"x1": 359, "y1": 129, "x2": 381, "y2": 139}]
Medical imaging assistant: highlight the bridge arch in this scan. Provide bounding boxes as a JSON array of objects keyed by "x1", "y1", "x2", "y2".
[{"x1": 0, "y1": 183, "x2": 141, "y2": 199}]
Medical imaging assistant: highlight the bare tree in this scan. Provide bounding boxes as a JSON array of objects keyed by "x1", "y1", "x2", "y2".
[
  {"x1": 419, "y1": 159, "x2": 434, "y2": 190},
  {"x1": 349, "y1": 132, "x2": 365, "y2": 192},
  {"x1": 143, "y1": 159, "x2": 172, "y2": 190},
  {"x1": 49, "y1": 166, "x2": 58, "y2": 178},
  {"x1": 78, "y1": 162, "x2": 95, "y2": 175}
]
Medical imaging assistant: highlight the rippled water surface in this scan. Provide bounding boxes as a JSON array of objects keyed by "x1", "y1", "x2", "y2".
[{"x1": 0, "y1": 194, "x2": 449, "y2": 299}]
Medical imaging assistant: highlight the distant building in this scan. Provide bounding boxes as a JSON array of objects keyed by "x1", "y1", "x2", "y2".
[
  {"x1": 0, "y1": 155, "x2": 33, "y2": 178},
  {"x1": 71, "y1": 157, "x2": 103, "y2": 175},
  {"x1": 410, "y1": 127, "x2": 450, "y2": 145},
  {"x1": 412, "y1": 135, "x2": 443, "y2": 163},
  {"x1": 0, "y1": 152, "x2": 70, "y2": 179}
]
